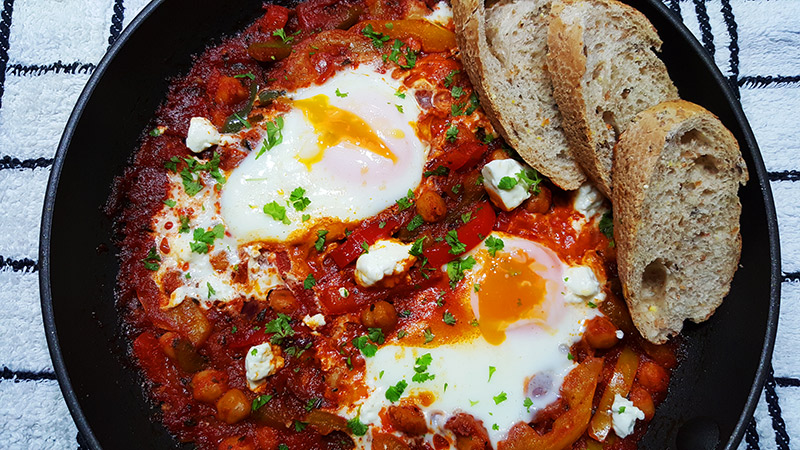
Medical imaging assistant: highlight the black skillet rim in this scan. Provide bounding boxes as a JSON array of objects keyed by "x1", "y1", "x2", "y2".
[{"x1": 38, "y1": 0, "x2": 781, "y2": 448}]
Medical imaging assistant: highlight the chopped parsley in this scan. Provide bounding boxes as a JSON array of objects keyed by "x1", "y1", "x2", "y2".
[
  {"x1": 446, "y1": 124, "x2": 459, "y2": 142},
  {"x1": 408, "y1": 238, "x2": 425, "y2": 257},
  {"x1": 163, "y1": 199, "x2": 176, "y2": 208},
  {"x1": 443, "y1": 311, "x2": 456, "y2": 325},
  {"x1": 315, "y1": 229, "x2": 328, "y2": 252},
  {"x1": 618, "y1": 406, "x2": 627, "y2": 413},
  {"x1": 406, "y1": 215, "x2": 424, "y2": 231},
  {"x1": 395, "y1": 90, "x2": 406, "y2": 99},
  {"x1": 423, "y1": 165, "x2": 450, "y2": 177},
  {"x1": 352, "y1": 336, "x2": 378, "y2": 357},
  {"x1": 256, "y1": 116, "x2": 285, "y2": 159},
  {"x1": 474, "y1": 283, "x2": 481, "y2": 292},
  {"x1": 190, "y1": 224, "x2": 225, "y2": 254},
  {"x1": 485, "y1": 236, "x2": 504, "y2": 257},
  {"x1": 302, "y1": 214, "x2": 311, "y2": 222},
  {"x1": 488, "y1": 366, "x2": 497, "y2": 382},
  {"x1": 289, "y1": 187, "x2": 311, "y2": 211},
  {"x1": 207, "y1": 282, "x2": 215, "y2": 298},
  {"x1": 273, "y1": 28, "x2": 294, "y2": 44},
  {"x1": 347, "y1": 415, "x2": 369, "y2": 436},
  {"x1": 142, "y1": 247, "x2": 161, "y2": 271},
  {"x1": 493, "y1": 392, "x2": 508, "y2": 405},
  {"x1": 335, "y1": 88, "x2": 348, "y2": 98},
  {"x1": 251, "y1": 394, "x2": 273, "y2": 411},
  {"x1": 412, "y1": 353, "x2": 435, "y2": 382},
  {"x1": 361, "y1": 242, "x2": 370, "y2": 254},
  {"x1": 265, "y1": 313, "x2": 294, "y2": 344},
  {"x1": 362, "y1": 24, "x2": 390, "y2": 48},
  {"x1": 385, "y1": 39, "x2": 418, "y2": 69},
  {"x1": 445, "y1": 230, "x2": 466, "y2": 255},
  {"x1": 498, "y1": 176, "x2": 518, "y2": 190},
  {"x1": 395, "y1": 104, "x2": 404, "y2": 113},
  {"x1": 599, "y1": 211, "x2": 614, "y2": 241},
  {"x1": 385, "y1": 380, "x2": 408, "y2": 403},
  {"x1": 263, "y1": 201, "x2": 290, "y2": 224},
  {"x1": 234, "y1": 72, "x2": 255, "y2": 80},
  {"x1": 446, "y1": 256, "x2": 477, "y2": 288},
  {"x1": 368, "y1": 327, "x2": 386, "y2": 344},
  {"x1": 294, "y1": 421, "x2": 308, "y2": 432},
  {"x1": 423, "y1": 327, "x2": 435, "y2": 344},
  {"x1": 524, "y1": 397, "x2": 533, "y2": 412},
  {"x1": 396, "y1": 189, "x2": 415, "y2": 211},
  {"x1": 461, "y1": 212, "x2": 472, "y2": 223},
  {"x1": 149, "y1": 127, "x2": 165, "y2": 137},
  {"x1": 304, "y1": 273, "x2": 317, "y2": 289},
  {"x1": 443, "y1": 70, "x2": 459, "y2": 88},
  {"x1": 451, "y1": 86, "x2": 465, "y2": 98},
  {"x1": 567, "y1": 353, "x2": 574, "y2": 361},
  {"x1": 278, "y1": 445, "x2": 289, "y2": 450},
  {"x1": 492, "y1": 424, "x2": 500, "y2": 431}
]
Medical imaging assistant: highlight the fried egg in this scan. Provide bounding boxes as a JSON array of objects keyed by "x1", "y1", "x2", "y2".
[
  {"x1": 345, "y1": 233, "x2": 603, "y2": 447},
  {"x1": 221, "y1": 64, "x2": 427, "y2": 243}
]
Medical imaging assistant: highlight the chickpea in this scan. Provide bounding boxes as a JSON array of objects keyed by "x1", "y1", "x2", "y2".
[
  {"x1": 416, "y1": 191, "x2": 447, "y2": 222},
  {"x1": 192, "y1": 369, "x2": 228, "y2": 403},
  {"x1": 637, "y1": 361, "x2": 670, "y2": 393},
  {"x1": 630, "y1": 387, "x2": 656, "y2": 421},
  {"x1": 216, "y1": 389, "x2": 251, "y2": 424},
  {"x1": 523, "y1": 185, "x2": 552, "y2": 214},
  {"x1": 268, "y1": 288, "x2": 297, "y2": 314},
  {"x1": 361, "y1": 300, "x2": 398, "y2": 333},
  {"x1": 387, "y1": 405, "x2": 428, "y2": 436},
  {"x1": 158, "y1": 332, "x2": 180, "y2": 359},
  {"x1": 218, "y1": 436, "x2": 255, "y2": 450},
  {"x1": 584, "y1": 316, "x2": 619, "y2": 349}
]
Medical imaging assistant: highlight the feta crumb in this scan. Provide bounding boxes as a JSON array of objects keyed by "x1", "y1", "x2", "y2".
[
  {"x1": 573, "y1": 182, "x2": 606, "y2": 219},
  {"x1": 186, "y1": 117, "x2": 221, "y2": 153},
  {"x1": 611, "y1": 394, "x2": 645, "y2": 438},
  {"x1": 563, "y1": 265, "x2": 605, "y2": 305},
  {"x1": 355, "y1": 239, "x2": 416, "y2": 288},
  {"x1": 245, "y1": 343, "x2": 284, "y2": 390},
  {"x1": 481, "y1": 159, "x2": 531, "y2": 211},
  {"x1": 425, "y1": 1, "x2": 453, "y2": 26},
  {"x1": 303, "y1": 313, "x2": 327, "y2": 330},
  {"x1": 615, "y1": 329, "x2": 625, "y2": 339}
]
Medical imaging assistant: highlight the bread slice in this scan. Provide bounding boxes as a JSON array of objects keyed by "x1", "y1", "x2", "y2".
[
  {"x1": 613, "y1": 100, "x2": 748, "y2": 344},
  {"x1": 547, "y1": 0, "x2": 679, "y2": 196},
  {"x1": 452, "y1": 0, "x2": 586, "y2": 190}
]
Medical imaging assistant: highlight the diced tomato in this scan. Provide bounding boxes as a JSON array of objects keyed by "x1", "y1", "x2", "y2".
[
  {"x1": 252, "y1": 5, "x2": 290, "y2": 34},
  {"x1": 435, "y1": 142, "x2": 487, "y2": 173},
  {"x1": 423, "y1": 201, "x2": 495, "y2": 267},
  {"x1": 331, "y1": 218, "x2": 400, "y2": 267}
]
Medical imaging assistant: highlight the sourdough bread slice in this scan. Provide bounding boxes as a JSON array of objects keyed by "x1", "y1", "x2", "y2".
[
  {"x1": 547, "y1": 0, "x2": 679, "y2": 196},
  {"x1": 613, "y1": 100, "x2": 748, "y2": 344},
  {"x1": 453, "y1": 0, "x2": 586, "y2": 190}
]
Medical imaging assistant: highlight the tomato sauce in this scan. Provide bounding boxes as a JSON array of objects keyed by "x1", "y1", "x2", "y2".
[{"x1": 108, "y1": 1, "x2": 680, "y2": 449}]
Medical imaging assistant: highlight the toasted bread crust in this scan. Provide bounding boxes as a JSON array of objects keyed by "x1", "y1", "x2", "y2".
[
  {"x1": 453, "y1": 0, "x2": 586, "y2": 190},
  {"x1": 613, "y1": 100, "x2": 748, "y2": 343}
]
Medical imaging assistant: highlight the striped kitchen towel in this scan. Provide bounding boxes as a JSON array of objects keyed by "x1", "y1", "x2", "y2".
[{"x1": 0, "y1": 0, "x2": 797, "y2": 448}]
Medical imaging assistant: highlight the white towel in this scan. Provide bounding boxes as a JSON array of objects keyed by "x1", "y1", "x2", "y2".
[{"x1": 0, "y1": 0, "x2": 797, "y2": 448}]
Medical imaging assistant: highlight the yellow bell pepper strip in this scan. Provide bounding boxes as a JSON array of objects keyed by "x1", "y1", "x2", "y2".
[
  {"x1": 588, "y1": 347, "x2": 640, "y2": 441},
  {"x1": 355, "y1": 19, "x2": 456, "y2": 53}
]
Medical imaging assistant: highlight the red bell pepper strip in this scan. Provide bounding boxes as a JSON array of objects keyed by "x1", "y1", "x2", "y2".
[
  {"x1": 331, "y1": 218, "x2": 400, "y2": 268},
  {"x1": 435, "y1": 142, "x2": 487, "y2": 173},
  {"x1": 423, "y1": 201, "x2": 495, "y2": 267}
]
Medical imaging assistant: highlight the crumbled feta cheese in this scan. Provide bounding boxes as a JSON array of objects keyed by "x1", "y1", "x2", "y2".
[
  {"x1": 303, "y1": 313, "x2": 327, "y2": 330},
  {"x1": 573, "y1": 182, "x2": 606, "y2": 219},
  {"x1": 355, "y1": 239, "x2": 416, "y2": 288},
  {"x1": 481, "y1": 159, "x2": 531, "y2": 211},
  {"x1": 563, "y1": 265, "x2": 606, "y2": 304},
  {"x1": 186, "y1": 117, "x2": 221, "y2": 153},
  {"x1": 611, "y1": 394, "x2": 645, "y2": 438},
  {"x1": 615, "y1": 329, "x2": 625, "y2": 339},
  {"x1": 425, "y1": 1, "x2": 453, "y2": 26},
  {"x1": 245, "y1": 343, "x2": 284, "y2": 390}
]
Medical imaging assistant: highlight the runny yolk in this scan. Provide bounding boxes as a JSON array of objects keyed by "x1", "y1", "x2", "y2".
[
  {"x1": 474, "y1": 248, "x2": 549, "y2": 345},
  {"x1": 293, "y1": 94, "x2": 398, "y2": 169}
]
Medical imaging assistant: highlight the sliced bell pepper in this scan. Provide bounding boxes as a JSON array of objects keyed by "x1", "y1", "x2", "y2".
[
  {"x1": 355, "y1": 20, "x2": 456, "y2": 53},
  {"x1": 423, "y1": 201, "x2": 495, "y2": 267},
  {"x1": 589, "y1": 347, "x2": 640, "y2": 441},
  {"x1": 247, "y1": 40, "x2": 293, "y2": 63},
  {"x1": 331, "y1": 218, "x2": 400, "y2": 268},
  {"x1": 499, "y1": 358, "x2": 604, "y2": 450},
  {"x1": 435, "y1": 141, "x2": 488, "y2": 173}
]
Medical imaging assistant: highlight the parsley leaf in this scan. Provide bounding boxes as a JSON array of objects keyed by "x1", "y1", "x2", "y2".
[
  {"x1": 190, "y1": 224, "x2": 225, "y2": 254},
  {"x1": 493, "y1": 392, "x2": 508, "y2": 405},
  {"x1": 488, "y1": 366, "x2": 496, "y2": 382},
  {"x1": 263, "y1": 201, "x2": 290, "y2": 224},
  {"x1": 207, "y1": 282, "x2": 216, "y2": 298},
  {"x1": 335, "y1": 88, "x2": 348, "y2": 98},
  {"x1": 423, "y1": 327, "x2": 435, "y2": 344},
  {"x1": 265, "y1": 313, "x2": 294, "y2": 344},
  {"x1": 412, "y1": 352, "x2": 435, "y2": 381},
  {"x1": 385, "y1": 380, "x2": 408, "y2": 403},
  {"x1": 523, "y1": 397, "x2": 533, "y2": 413},
  {"x1": 409, "y1": 237, "x2": 425, "y2": 257},
  {"x1": 352, "y1": 335, "x2": 378, "y2": 357},
  {"x1": 395, "y1": 90, "x2": 406, "y2": 99},
  {"x1": 273, "y1": 28, "x2": 294, "y2": 44},
  {"x1": 289, "y1": 187, "x2": 311, "y2": 211},
  {"x1": 407, "y1": 215, "x2": 424, "y2": 231},
  {"x1": 446, "y1": 256, "x2": 477, "y2": 288},
  {"x1": 446, "y1": 124, "x2": 459, "y2": 142},
  {"x1": 498, "y1": 176, "x2": 518, "y2": 190},
  {"x1": 163, "y1": 199, "x2": 176, "y2": 208},
  {"x1": 251, "y1": 394, "x2": 273, "y2": 411},
  {"x1": 362, "y1": 24, "x2": 390, "y2": 48},
  {"x1": 423, "y1": 165, "x2": 450, "y2": 177},
  {"x1": 443, "y1": 311, "x2": 456, "y2": 325},
  {"x1": 304, "y1": 273, "x2": 316, "y2": 290},
  {"x1": 368, "y1": 327, "x2": 386, "y2": 345},
  {"x1": 234, "y1": 72, "x2": 255, "y2": 80},
  {"x1": 347, "y1": 415, "x2": 369, "y2": 436},
  {"x1": 451, "y1": 86, "x2": 465, "y2": 98},
  {"x1": 396, "y1": 189, "x2": 415, "y2": 211},
  {"x1": 485, "y1": 236, "x2": 504, "y2": 257},
  {"x1": 178, "y1": 216, "x2": 190, "y2": 233},
  {"x1": 445, "y1": 230, "x2": 466, "y2": 255},
  {"x1": 315, "y1": 229, "x2": 328, "y2": 252},
  {"x1": 142, "y1": 247, "x2": 161, "y2": 271},
  {"x1": 599, "y1": 211, "x2": 614, "y2": 240},
  {"x1": 461, "y1": 212, "x2": 472, "y2": 224},
  {"x1": 256, "y1": 116, "x2": 285, "y2": 159},
  {"x1": 444, "y1": 70, "x2": 459, "y2": 88}
]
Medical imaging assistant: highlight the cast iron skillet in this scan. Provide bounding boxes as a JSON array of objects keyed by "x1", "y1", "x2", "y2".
[{"x1": 39, "y1": 0, "x2": 780, "y2": 448}]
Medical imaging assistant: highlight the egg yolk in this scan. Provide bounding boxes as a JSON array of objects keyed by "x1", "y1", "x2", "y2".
[
  {"x1": 474, "y1": 248, "x2": 549, "y2": 345},
  {"x1": 293, "y1": 94, "x2": 398, "y2": 169}
]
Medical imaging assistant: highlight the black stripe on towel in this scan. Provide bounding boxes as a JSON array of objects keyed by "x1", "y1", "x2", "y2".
[
  {"x1": 7, "y1": 61, "x2": 96, "y2": 76},
  {"x1": 108, "y1": 0, "x2": 125, "y2": 47},
  {"x1": 765, "y1": 368, "x2": 791, "y2": 450},
  {"x1": 783, "y1": 272, "x2": 800, "y2": 283},
  {"x1": 745, "y1": 417, "x2": 761, "y2": 450},
  {"x1": 0, "y1": 0, "x2": 15, "y2": 110},
  {"x1": 769, "y1": 171, "x2": 800, "y2": 182},
  {"x1": 693, "y1": 0, "x2": 715, "y2": 56},
  {"x1": 776, "y1": 377, "x2": 800, "y2": 388},
  {"x1": 0, "y1": 156, "x2": 54, "y2": 170},
  {"x1": 739, "y1": 75, "x2": 800, "y2": 88},
  {"x1": 0, "y1": 256, "x2": 37, "y2": 272},
  {"x1": 719, "y1": 0, "x2": 740, "y2": 97},
  {"x1": 0, "y1": 367, "x2": 57, "y2": 381},
  {"x1": 668, "y1": 0, "x2": 680, "y2": 16}
]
